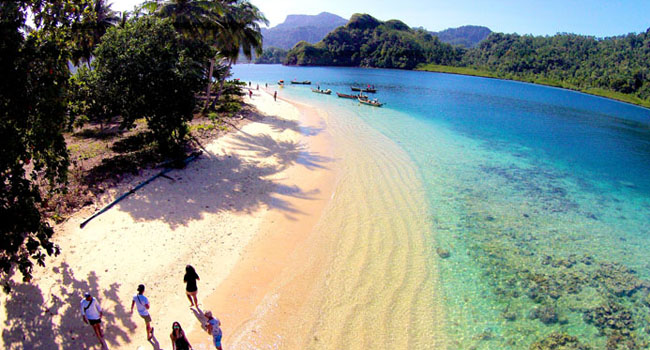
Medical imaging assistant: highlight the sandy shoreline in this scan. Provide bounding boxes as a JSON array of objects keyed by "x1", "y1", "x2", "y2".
[{"x1": 0, "y1": 89, "x2": 336, "y2": 350}]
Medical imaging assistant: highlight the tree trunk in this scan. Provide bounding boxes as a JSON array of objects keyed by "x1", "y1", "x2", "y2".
[
  {"x1": 204, "y1": 57, "x2": 215, "y2": 111},
  {"x1": 209, "y1": 61, "x2": 232, "y2": 110}
]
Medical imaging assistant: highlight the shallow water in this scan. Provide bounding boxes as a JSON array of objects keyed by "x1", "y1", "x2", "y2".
[{"x1": 233, "y1": 64, "x2": 650, "y2": 349}]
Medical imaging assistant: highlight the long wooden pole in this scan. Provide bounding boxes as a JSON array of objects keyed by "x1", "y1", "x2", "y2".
[{"x1": 79, "y1": 151, "x2": 202, "y2": 228}]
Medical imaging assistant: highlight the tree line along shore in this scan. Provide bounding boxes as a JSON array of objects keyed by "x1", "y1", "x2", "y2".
[
  {"x1": 259, "y1": 13, "x2": 650, "y2": 108},
  {"x1": 1, "y1": 0, "x2": 266, "y2": 291}
]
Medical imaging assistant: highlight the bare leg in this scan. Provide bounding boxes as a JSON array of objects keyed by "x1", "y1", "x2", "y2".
[
  {"x1": 92, "y1": 324, "x2": 106, "y2": 348},
  {"x1": 146, "y1": 321, "x2": 152, "y2": 339},
  {"x1": 191, "y1": 292, "x2": 198, "y2": 307},
  {"x1": 186, "y1": 293, "x2": 194, "y2": 306}
]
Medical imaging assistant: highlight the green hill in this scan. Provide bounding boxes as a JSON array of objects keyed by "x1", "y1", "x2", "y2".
[
  {"x1": 285, "y1": 14, "x2": 463, "y2": 69},
  {"x1": 431, "y1": 25, "x2": 492, "y2": 48}
]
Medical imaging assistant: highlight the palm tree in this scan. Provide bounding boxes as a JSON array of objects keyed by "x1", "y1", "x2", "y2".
[
  {"x1": 143, "y1": 0, "x2": 225, "y2": 109},
  {"x1": 142, "y1": 0, "x2": 224, "y2": 38},
  {"x1": 71, "y1": 0, "x2": 120, "y2": 68},
  {"x1": 209, "y1": 0, "x2": 267, "y2": 109},
  {"x1": 143, "y1": 0, "x2": 266, "y2": 110}
]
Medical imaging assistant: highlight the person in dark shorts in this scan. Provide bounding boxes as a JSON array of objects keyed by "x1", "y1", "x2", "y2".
[
  {"x1": 184, "y1": 265, "x2": 200, "y2": 307},
  {"x1": 130, "y1": 284, "x2": 153, "y2": 340},
  {"x1": 80, "y1": 292, "x2": 107, "y2": 348},
  {"x1": 170, "y1": 321, "x2": 193, "y2": 350}
]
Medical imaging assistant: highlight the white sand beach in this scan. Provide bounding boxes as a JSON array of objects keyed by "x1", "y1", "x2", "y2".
[{"x1": 0, "y1": 89, "x2": 336, "y2": 350}]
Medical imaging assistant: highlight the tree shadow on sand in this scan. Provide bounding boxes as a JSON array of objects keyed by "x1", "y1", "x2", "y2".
[
  {"x1": 2, "y1": 262, "x2": 137, "y2": 350},
  {"x1": 252, "y1": 110, "x2": 325, "y2": 137},
  {"x1": 115, "y1": 128, "x2": 333, "y2": 227}
]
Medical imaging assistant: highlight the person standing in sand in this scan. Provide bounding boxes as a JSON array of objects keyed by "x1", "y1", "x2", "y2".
[
  {"x1": 204, "y1": 310, "x2": 223, "y2": 350},
  {"x1": 80, "y1": 292, "x2": 107, "y2": 349},
  {"x1": 170, "y1": 321, "x2": 193, "y2": 350},
  {"x1": 274, "y1": 91, "x2": 277, "y2": 101},
  {"x1": 184, "y1": 265, "x2": 200, "y2": 307},
  {"x1": 130, "y1": 284, "x2": 153, "y2": 340}
]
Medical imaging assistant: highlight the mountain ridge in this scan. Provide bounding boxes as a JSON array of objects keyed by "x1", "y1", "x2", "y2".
[{"x1": 261, "y1": 12, "x2": 348, "y2": 50}]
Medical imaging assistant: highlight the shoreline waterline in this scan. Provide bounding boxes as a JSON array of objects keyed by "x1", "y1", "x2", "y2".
[{"x1": 194, "y1": 88, "x2": 448, "y2": 348}]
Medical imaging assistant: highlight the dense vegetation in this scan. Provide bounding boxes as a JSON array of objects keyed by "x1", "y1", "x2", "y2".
[
  {"x1": 255, "y1": 47, "x2": 288, "y2": 64},
  {"x1": 1, "y1": 0, "x2": 265, "y2": 291},
  {"x1": 285, "y1": 14, "x2": 463, "y2": 69},
  {"x1": 458, "y1": 31, "x2": 650, "y2": 104},
  {"x1": 430, "y1": 25, "x2": 492, "y2": 48}
]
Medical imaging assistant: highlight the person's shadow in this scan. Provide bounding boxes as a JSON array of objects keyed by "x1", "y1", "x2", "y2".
[
  {"x1": 190, "y1": 305, "x2": 207, "y2": 333},
  {"x1": 147, "y1": 333, "x2": 161, "y2": 350}
]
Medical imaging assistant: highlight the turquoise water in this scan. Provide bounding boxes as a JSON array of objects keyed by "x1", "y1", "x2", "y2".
[{"x1": 233, "y1": 64, "x2": 650, "y2": 349}]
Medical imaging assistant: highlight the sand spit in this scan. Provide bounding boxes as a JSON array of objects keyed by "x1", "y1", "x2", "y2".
[{"x1": 0, "y1": 90, "x2": 334, "y2": 350}]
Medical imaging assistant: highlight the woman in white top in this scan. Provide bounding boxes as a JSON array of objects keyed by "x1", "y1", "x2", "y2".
[{"x1": 130, "y1": 284, "x2": 153, "y2": 340}]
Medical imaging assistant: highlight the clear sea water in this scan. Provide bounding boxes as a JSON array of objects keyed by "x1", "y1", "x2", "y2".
[{"x1": 232, "y1": 64, "x2": 650, "y2": 349}]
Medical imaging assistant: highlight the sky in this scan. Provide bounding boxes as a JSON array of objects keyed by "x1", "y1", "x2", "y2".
[{"x1": 109, "y1": 0, "x2": 650, "y2": 37}]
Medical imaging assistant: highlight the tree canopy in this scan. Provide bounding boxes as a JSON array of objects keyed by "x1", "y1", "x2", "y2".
[{"x1": 1, "y1": 0, "x2": 83, "y2": 290}]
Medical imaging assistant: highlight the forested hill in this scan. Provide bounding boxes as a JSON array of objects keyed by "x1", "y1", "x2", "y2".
[
  {"x1": 432, "y1": 25, "x2": 492, "y2": 47},
  {"x1": 261, "y1": 12, "x2": 347, "y2": 49},
  {"x1": 285, "y1": 14, "x2": 463, "y2": 69},
  {"x1": 451, "y1": 31, "x2": 650, "y2": 105}
]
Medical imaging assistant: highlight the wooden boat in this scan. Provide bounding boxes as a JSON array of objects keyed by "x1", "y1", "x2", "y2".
[
  {"x1": 291, "y1": 80, "x2": 311, "y2": 85},
  {"x1": 337, "y1": 92, "x2": 360, "y2": 99},
  {"x1": 359, "y1": 97, "x2": 384, "y2": 107},
  {"x1": 312, "y1": 88, "x2": 332, "y2": 95},
  {"x1": 351, "y1": 85, "x2": 377, "y2": 93}
]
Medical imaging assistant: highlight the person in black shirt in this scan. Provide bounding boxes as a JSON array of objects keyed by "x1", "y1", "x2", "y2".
[{"x1": 184, "y1": 265, "x2": 200, "y2": 307}]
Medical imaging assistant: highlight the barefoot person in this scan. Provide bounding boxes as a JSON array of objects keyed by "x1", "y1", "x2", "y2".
[
  {"x1": 130, "y1": 284, "x2": 153, "y2": 340},
  {"x1": 170, "y1": 321, "x2": 193, "y2": 350},
  {"x1": 183, "y1": 265, "x2": 200, "y2": 307},
  {"x1": 204, "y1": 310, "x2": 223, "y2": 350},
  {"x1": 80, "y1": 292, "x2": 107, "y2": 348}
]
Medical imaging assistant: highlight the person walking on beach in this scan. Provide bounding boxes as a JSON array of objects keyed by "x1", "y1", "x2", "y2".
[
  {"x1": 170, "y1": 321, "x2": 193, "y2": 350},
  {"x1": 204, "y1": 310, "x2": 223, "y2": 350},
  {"x1": 249, "y1": 90, "x2": 252, "y2": 99},
  {"x1": 130, "y1": 284, "x2": 153, "y2": 340},
  {"x1": 273, "y1": 91, "x2": 277, "y2": 101},
  {"x1": 184, "y1": 265, "x2": 200, "y2": 307},
  {"x1": 80, "y1": 292, "x2": 107, "y2": 349}
]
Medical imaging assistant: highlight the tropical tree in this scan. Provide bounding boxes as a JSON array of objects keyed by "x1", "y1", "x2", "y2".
[
  {"x1": 1, "y1": 0, "x2": 87, "y2": 291},
  {"x1": 92, "y1": 16, "x2": 207, "y2": 155},
  {"x1": 144, "y1": 0, "x2": 266, "y2": 110},
  {"x1": 70, "y1": 0, "x2": 119, "y2": 68},
  {"x1": 209, "y1": 0, "x2": 267, "y2": 109}
]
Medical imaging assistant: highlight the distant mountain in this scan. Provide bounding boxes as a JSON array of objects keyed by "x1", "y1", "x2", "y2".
[
  {"x1": 431, "y1": 25, "x2": 492, "y2": 48},
  {"x1": 261, "y1": 12, "x2": 348, "y2": 50}
]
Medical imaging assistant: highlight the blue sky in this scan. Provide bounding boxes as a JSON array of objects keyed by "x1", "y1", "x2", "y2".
[{"x1": 110, "y1": 0, "x2": 650, "y2": 37}]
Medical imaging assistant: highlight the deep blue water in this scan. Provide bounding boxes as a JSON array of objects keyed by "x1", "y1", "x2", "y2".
[{"x1": 232, "y1": 64, "x2": 650, "y2": 349}]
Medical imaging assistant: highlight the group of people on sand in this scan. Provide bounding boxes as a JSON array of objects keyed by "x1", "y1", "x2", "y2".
[
  {"x1": 79, "y1": 265, "x2": 222, "y2": 350},
  {"x1": 246, "y1": 81, "x2": 278, "y2": 101}
]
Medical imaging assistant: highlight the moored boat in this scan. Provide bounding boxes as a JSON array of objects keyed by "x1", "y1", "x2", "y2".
[
  {"x1": 291, "y1": 80, "x2": 311, "y2": 85},
  {"x1": 337, "y1": 92, "x2": 368, "y2": 100},
  {"x1": 278, "y1": 80, "x2": 284, "y2": 85},
  {"x1": 312, "y1": 88, "x2": 332, "y2": 95},
  {"x1": 351, "y1": 85, "x2": 377, "y2": 93},
  {"x1": 358, "y1": 97, "x2": 384, "y2": 107}
]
